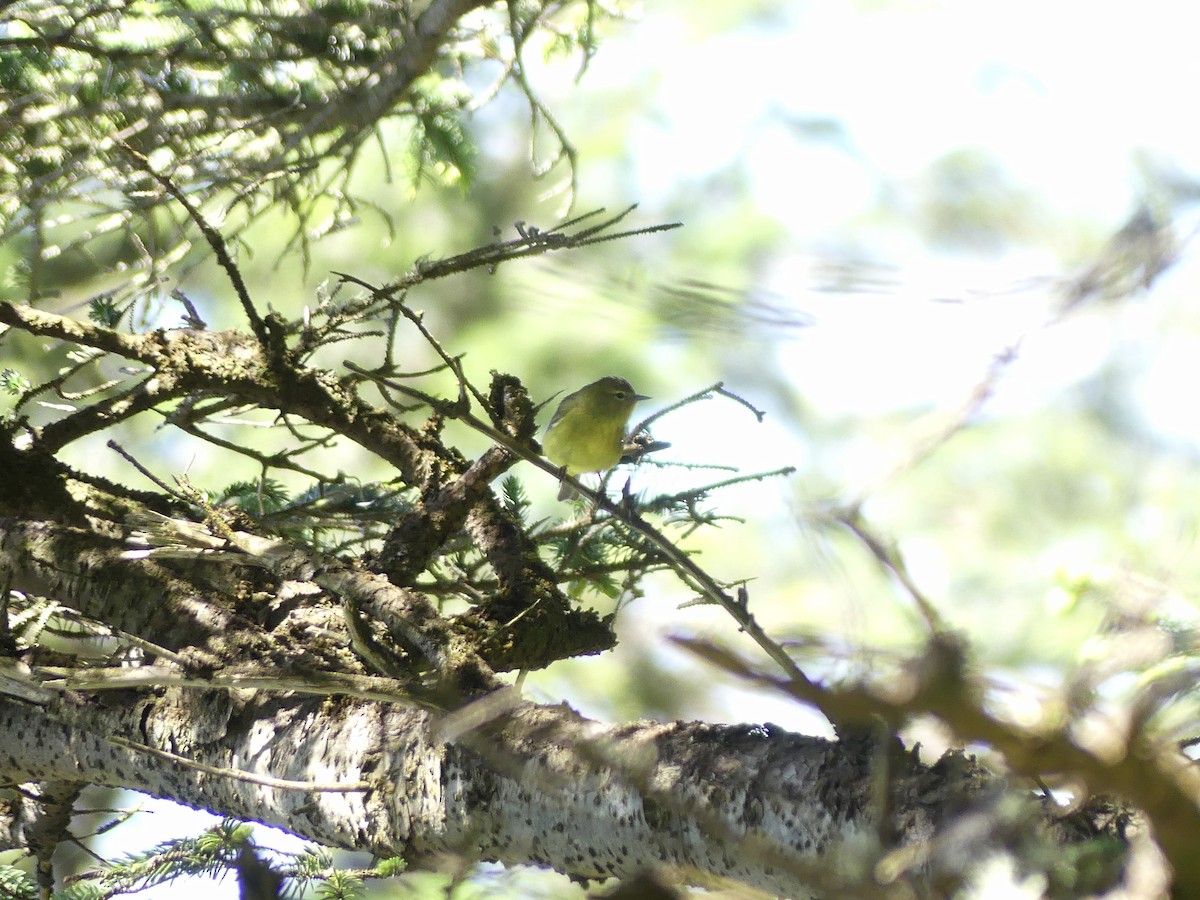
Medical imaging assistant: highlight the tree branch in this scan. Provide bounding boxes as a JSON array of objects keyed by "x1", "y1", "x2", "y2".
[{"x1": 0, "y1": 688, "x2": 1003, "y2": 898}]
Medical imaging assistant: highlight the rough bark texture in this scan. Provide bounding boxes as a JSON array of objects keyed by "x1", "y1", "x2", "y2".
[{"x1": 0, "y1": 684, "x2": 985, "y2": 897}]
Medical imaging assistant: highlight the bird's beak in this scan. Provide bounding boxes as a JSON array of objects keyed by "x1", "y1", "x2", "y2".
[{"x1": 634, "y1": 393, "x2": 650, "y2": 402}]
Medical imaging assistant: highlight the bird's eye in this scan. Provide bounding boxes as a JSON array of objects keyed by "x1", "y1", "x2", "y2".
[{"x1": 614, "y1": 391, "x2": 626, "y2": 399}]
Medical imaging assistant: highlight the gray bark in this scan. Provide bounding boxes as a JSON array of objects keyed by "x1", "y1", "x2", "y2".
[{"x1": 0, "y1": 679, "x2": 965, "y2": 898}]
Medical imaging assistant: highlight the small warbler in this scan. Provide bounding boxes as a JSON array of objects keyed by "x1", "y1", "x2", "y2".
[{"x1": 543, "y1": 375, "x2": 648, "y2": 500}]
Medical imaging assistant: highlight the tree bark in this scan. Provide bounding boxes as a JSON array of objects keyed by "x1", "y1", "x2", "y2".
[{"x1": 1, "y1": 677, "x2": 990, "y2": 898}]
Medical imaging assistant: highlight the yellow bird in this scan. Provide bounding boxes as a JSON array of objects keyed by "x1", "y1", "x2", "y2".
[{"x1": 542, "y1": 376, "x2": 648, "y2": 500}]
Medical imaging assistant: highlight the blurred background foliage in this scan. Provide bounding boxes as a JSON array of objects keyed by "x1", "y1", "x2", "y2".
[{"x1": 5, "y1": 0, "x2": 1200, "y2": 896}]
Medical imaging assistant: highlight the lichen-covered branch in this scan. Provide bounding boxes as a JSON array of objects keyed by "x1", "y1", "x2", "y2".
[{"x1": 0, "y1": 686, "x2": 1000, "y2": 898}]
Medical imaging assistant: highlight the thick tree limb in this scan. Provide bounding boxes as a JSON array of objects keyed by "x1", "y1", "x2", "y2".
[{"x1": 0, "y1": 687, "x2": 988, "y2": 898}]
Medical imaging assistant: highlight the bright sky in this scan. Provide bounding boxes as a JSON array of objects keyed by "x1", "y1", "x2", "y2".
[
  {"x1": 631, "y1": 0, "x2": 1200, "y2": 221},
  {"x1": 614, "y1": 0, "x2": 1200, "y2": 469},
  {"x1": 531, "y1": 0, "x2": 1199, "y2": 454},
  {"x1": 89, "y1": 1, "x2": 1200, "y2": 896}
]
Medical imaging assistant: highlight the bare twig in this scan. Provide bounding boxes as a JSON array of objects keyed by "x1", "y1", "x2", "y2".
[
  {"x1": 118, "y1": 142, "x2": 269, "y2": 349},
  {"x1": 833, "y1": 505, "x2": 945, "y2": 633},
  {"x1": 344, "y1": 361, "x2": 811, "y2": 690},
  {"x1": 106, "y1": 735, "x2": 371, "y2": 793}
]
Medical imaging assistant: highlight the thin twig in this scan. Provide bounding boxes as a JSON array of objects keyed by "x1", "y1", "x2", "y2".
[
  {"x1": 107, "y1": 440, "x2": 191, "y2": 504},
  {"x1": 334, "y1": 272, "x2": 491, "y2": 415},
  {"x1": 118, "y1": 141, "x2": 269, "y2": 348},
  {"x1": 835, "y1": 505, "x2": 945, "y2": 633},
  {"x1": 106, "y1": 735, "x2": 371, "y2": 793},
  {"x1": 345, "y1": 363, "x2": 811, "y2": 688}
]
